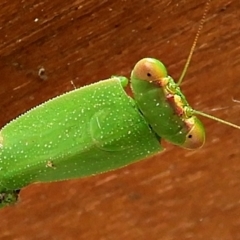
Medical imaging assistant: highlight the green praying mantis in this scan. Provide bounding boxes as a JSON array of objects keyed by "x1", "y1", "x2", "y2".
[{"x1": 0, "y1": 0, "x2": 239, "y2": 208}]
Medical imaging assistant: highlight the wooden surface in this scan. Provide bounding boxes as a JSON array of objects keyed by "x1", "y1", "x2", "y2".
[{"x1": 0, "y1": 0, "x2": 240, "y2": 239}]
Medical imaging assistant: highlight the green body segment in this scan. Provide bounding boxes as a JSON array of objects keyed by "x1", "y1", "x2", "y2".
[{"x1": 0, "y1": 77, "x2": 163, "y2": 191}]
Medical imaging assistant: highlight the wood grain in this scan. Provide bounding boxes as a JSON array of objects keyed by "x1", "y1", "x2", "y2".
[{"x1": 0, "y1": 0, "x2": 240, "y2": 239}]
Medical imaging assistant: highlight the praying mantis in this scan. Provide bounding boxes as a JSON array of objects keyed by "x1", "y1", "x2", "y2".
[{"x1": 0, "y1": 0, "x2": 239, "y2": 209}]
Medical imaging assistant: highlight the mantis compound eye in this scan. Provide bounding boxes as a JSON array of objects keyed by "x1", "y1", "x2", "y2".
[
  {"x1": 182, "y1": 117, "x2": 205, "y2": 149},
  {"x1": 131, "y1": 58, "x2": 168, "y2": 82}
]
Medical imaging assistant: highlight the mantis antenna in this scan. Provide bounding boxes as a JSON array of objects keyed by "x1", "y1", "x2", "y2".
[
  {"x1": 177, "y1": 0, "x2": 211, "y2": 86},
  {"x1": 193, "y1": 110, "x2": 240, "y2": 130},
  {"x1": 177, "y1": 0, "x2": 240, "y2": 131}
]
